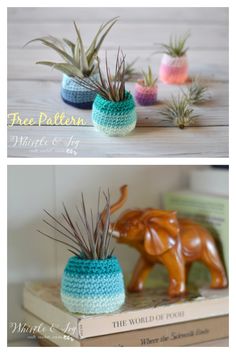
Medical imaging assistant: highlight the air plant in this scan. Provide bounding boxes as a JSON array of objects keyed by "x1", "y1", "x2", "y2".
[
  {"x1": 160, "y1": 95, "x2": 198, "y2": 129},
  {"x1": 123, "y1": 58, "x2": 139, "y2": 81},
  {"x1": 37, "y1": 190, "x2": 114, "y2": 260},
  {"x1": 160, "y1": 32, "x2": 190, "y2": 57},
  {"x1": 25, "y1": 17, "x2": 118, "y2": 78},
  {"x1": 74, "y1": 49, "x2": 127, "y2": 102},
  {"x1": 183, "y1": 79, "x2": 209, "y2": 105},
  {"x1": 113, "y1": 58, "x2": 139, "y2": 81},
  {"x1": 139, "y1": 66, "x2": 158, "y2": 87},
  {"x1": 135, "y1": 65, "x2": 158, "y2": 106}
]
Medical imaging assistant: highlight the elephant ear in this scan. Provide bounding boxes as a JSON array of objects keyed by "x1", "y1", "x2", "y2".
[
  {"x1": 141, "y1": 210, "x2": 180, "y2": 238},
  {"x1": 144, "y1": 226, "x2": 176, "y2": 256}
]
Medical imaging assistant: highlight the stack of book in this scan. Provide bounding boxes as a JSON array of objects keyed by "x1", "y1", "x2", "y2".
[{"x1": 22, "y1": 280, "x2": 229, "y2": 347}]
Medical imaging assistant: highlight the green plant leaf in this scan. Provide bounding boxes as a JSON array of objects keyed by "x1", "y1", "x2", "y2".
[
  {"x1": 63, "y1": 38, "x2": 75, "y2": 54},
  {"x1": 73, "y1": 49, "x2": 127, "y2": 102},
  {"x1": 160, "y1": 32, "x2": 190, "y2": 57},
  {"x1": 73, "y1": 21, "x2": 89, "y2": 73},
  {"x1": 86, "y1": 17, "x2": 118, "y2": 65},
  {"x1": 36, "y1": 61, "x2": 83, "y2": 77},
  {"x1": 160, "y1": 94, "x2": 198, "y2": 128},
  {"x1": 74, "y1": 39, "x2": 81, "y2": 66},
  {"x1": 91, "y1": 18, "x2": 118, "y2": 62},
  {"x1": 26, "y1": 37, "x2": 75, "y2": 65},
  {"x1": 141, "y1": 65, "x2": 157, "y2": 86}
]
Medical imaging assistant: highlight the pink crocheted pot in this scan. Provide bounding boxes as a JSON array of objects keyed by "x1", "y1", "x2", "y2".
[
  {"x1": 134, "y1": 83, "x2": 158, "y2": 106},
  {"x1": 159, "y1": 54, "x2": 188, "y2": 84}
]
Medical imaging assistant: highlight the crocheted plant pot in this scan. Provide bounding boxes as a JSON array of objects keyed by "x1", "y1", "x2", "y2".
[
  {"x1": 92, "y1": 91, "x2": 137, "y2": 136},
  {"x1": 134, "y1": 83, "x2": 158, "y2": 106},
  {"x1": 61, "y1": 256, "x2": 125, "y2": 314},
  {"x1": 61, "y1": 74, "x2": 97, "y2": 109},
  {"x1": 159, "y1": 54, "x2": 188, "y2": 84}
]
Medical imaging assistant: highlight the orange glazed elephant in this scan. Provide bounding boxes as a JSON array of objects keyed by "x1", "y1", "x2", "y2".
[{"x1": 108, "y1": 185, "x2": 228, "y2": 297}]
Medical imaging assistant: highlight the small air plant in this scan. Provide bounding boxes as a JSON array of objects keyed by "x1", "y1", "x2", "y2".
[
  {"x1": 74, "y1": 49, "x2": 126, "y2": 102},
  {"x1": 135, "y1": 66, "x2": 158, "y2": 106},
  {"x1": 160, "y1": 95, "x2": 198, "y2": 129},
  {"x1": 183, "y1": 79, "x2": 209, "y2": 105},
  {"x1": 123, "y1": 58, "x2": 139, "y2": 81},
  {"x1": 159, "y1": 32, "x2": 190, "y2": 84},
  {"x1": 26, "y1": 18, "x2": 118, "y2": 108},
  {"x1": 37, "y1": 189, "x2": 114, "y2": 260},
  {"x1": 26, "y1": 17, "x2": 118, "y2": 79},
  {"x1": 112, "y1": 58, "x2": 139, "y2": 82},
  {"x1": 74, "y1": 49, "x2": 137, "y2": 136},
  {"x1": 140, "y1": 66, "x2": 158, "y2": 87},
  {"x1": 160, "y1": 32, "x2": 190, "y2": 58},
  {"x1": 46, "y1": 189, "x2": 127, "y2": 314}
]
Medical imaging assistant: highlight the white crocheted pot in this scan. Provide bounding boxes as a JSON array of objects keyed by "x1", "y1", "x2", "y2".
[
  {"x1": 61, "y1": 74, "x2": 97, "y2": 109},
  {"x1": 61, "y1": 256, "x2": 125, "y2": 314},
  {"x1": 91, "y1": 91, "x2": 137, "y2": 136},
  {"x1": 159, "y1": 54, "x2": 188, "y2": 84}
]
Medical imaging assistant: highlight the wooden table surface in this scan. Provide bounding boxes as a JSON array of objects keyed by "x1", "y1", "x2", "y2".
[{"x1": 7, "y1": 7, "x2": 229, "y2": 157}]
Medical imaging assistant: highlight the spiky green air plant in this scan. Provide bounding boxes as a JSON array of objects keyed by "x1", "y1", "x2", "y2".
[
  {"x1": 123, "y1": 58, "x2": 139, "y2": 81},
  {"x1": 140, "y1": 65, "x2": 158, "y2": 87},
  {"x1": 74, "y1": 49, "x2": 126, "y2": 102},
  {"x1": 37, "y1": 190, "x2": 114, "y2": 260},
  {"x1": 25, "y1": 17, "x2": 118, "y2": 78},
  {"x1": 183, "y1": 79, "x2": 209, "y2": 105},
  {"x1": 160, "y1": 95, "x2": 198, "y2": 129},
  {"x1": 112, "y1": 58, "x2": 139, "y2": 81},
  {"x1": 160, "y1": 32, "x2": 190, "y2": 57}
]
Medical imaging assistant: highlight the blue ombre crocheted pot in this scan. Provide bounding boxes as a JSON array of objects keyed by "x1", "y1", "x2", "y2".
[
  {"x1": 61, "y1": 74, "x2": 97, "y2": 109},
  {"x1": 92, "y1": 91, "x2": 137, "y2": 136},
  {"x1": 61, "y1": 256, "x2": 125, "y2": 314}
]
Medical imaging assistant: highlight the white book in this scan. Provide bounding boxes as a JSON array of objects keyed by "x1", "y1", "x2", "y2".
[
  {"x1": 23, "y1": 281, "x2": 229, "y2": 340},
  {"x1": 23, "y1": 311, "x2": 229, "y2": 347}
]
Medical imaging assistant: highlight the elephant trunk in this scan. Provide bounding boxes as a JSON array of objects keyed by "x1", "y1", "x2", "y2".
[{"x1": 100, "y1": 185, "x2": 128, "y2": 231}]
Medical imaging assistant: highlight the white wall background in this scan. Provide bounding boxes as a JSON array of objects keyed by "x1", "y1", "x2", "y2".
[{"x1": 8, "y1": 165, "x2": 202, "y2": 343}]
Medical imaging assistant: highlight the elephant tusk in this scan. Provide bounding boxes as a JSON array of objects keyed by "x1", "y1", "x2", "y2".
[{"x1": 111, "y1": 230, "x2": 120, "y2": 238}]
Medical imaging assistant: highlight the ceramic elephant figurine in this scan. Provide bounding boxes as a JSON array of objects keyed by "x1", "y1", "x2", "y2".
[{"x1": 108, "y1": 185, "x2": 228, "y2": 297}]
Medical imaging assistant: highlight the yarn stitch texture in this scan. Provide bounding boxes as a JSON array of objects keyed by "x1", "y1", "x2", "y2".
[
  {"x1": 134, "y1": 83, "x2": 157, "y2": 106},
  {"x1": 61, "y1": 74, "x2": 97, "y2": 109},
  {"x1": 159, "y1": 55, "x2": 188, "y2": 84},
  {"x1": 92, "y1": 91, "x2": 137, "y2": 136},
  {"x1": 61, "y1": 256, "x2": 125, "y2": 314}
]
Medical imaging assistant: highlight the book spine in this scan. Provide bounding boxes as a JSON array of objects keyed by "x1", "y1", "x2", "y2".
[
  {"x1": 26, "y1": 314, "x2": 228, "y2": 347},
  {"x1": 24, "y1": 312, "x2": 81, "y2": 347},
  {"x1": 23, "y1": 287, "x2": 80, "y2": 338},
  {"x1": 82, "y1": 315, "x2": 228, "y2": 347},
  {"x1": 78, "y1": 296, "x2": 228, "y2": 339},
  {"x1": 23, "y1": 286, "x2": 228, "y2": 340}
]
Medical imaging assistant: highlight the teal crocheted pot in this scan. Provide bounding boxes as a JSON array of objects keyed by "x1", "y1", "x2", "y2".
[
  {"x1": 92, "y1": 91, "x2": 137, "y2": 136},
  {"x1": 61, "y1": 256, "x2": 125, "y2": 314},
  {"x1": 61, "y1": 74, "x2": 97, "y2": 109}
]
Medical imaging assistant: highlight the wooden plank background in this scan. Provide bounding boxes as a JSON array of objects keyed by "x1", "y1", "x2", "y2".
[{"x1": 7, "y1": 7, "x2": 229, "y2": 157}]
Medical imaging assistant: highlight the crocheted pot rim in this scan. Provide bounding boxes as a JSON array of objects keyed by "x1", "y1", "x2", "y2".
[
  {"x1": 67, "y1": 255, "x2": 118, "y2": 264},
  {"x1": 161, "y1": 54, "x2": 188, "y2": 67},
  {"x1": 62, "y1": 72, "x2": 99, "y2": 83},
  {"x1": 94, "y1": 91, "x2": 135, "y2": 110},
  {"x1": 63, "y1": 255, "x2": 122, "y2": 274},
  {"x1": 135, "y1": 82, "x2": 158, "y2": 93}
]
